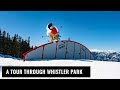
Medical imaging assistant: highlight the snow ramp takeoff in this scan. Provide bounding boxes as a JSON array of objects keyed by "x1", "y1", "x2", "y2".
[{"x1": 23, "y1": 40, "x2": 94, "y2": 61}]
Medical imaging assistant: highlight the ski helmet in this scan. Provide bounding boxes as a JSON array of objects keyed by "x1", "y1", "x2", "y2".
[{"x1": 48, "y1": 23, "x2": 53, "y2": 29}]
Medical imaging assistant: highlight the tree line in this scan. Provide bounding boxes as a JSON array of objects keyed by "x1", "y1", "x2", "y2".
[{"x1": 0, "y1": 29, "x2": 33, "y2": 58}]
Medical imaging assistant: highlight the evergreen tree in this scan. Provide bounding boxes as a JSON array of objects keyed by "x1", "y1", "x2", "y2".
[
  {"x1": 2, "y1": 31, "x2": 7, "y2": 54},
  {"x1": 6, "y1": 33, "x2": 10, "y2": 55},
  {"x1": 18, "y1": 36, "x2": 22, "y2": 57},
  {"x1": 0, "y1": 29, "x2": 33, "y2": 58}
]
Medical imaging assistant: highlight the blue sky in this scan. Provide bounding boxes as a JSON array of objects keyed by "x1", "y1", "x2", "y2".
[{"x1": 0, "y1": 11, "x2": 120, "y2": 51}]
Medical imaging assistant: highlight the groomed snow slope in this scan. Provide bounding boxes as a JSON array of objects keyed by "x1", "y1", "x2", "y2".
[{"x1": 0, "y1": 57, "x2": 120, "y2": 79}]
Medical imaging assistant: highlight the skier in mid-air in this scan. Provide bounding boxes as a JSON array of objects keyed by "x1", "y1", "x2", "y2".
[{"x1": 46, "y1": 23, "x2": 60, "y2": 42}]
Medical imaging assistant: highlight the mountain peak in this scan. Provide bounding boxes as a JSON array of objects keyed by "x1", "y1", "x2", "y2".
[{"x1": 90, "y1": 49, "x2": 119, "y2": 53}]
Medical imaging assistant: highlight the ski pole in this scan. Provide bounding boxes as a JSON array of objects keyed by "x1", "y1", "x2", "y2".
[{"x1": 42, "y1": 36, "x2": 49, "y2": 38}]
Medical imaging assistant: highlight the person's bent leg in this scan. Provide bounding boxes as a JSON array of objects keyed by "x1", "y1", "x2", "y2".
[
  {"x1": 55, "y1": 34, "x2": 59, "y2": 41},
  {"x1": 50, "y1": 34, "x2": 53, "y2": 42}
]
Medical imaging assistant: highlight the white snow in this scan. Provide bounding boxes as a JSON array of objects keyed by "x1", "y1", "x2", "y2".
[{"x1": 0, "y1": 57, "x2": 120, "y2": 79}]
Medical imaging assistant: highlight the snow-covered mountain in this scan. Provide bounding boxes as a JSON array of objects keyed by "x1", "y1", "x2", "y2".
[{"x1": 91, "y1": 49, "x2": 120, "y2": 62}]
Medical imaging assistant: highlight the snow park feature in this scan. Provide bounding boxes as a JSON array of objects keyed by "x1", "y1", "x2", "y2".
[{"x1": 23, "y1": 40, "x2": 94, "y2": 61}]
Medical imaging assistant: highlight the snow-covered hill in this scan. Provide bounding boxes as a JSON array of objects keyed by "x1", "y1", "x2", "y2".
[
  {"x1": 0, "y1": 56, "x2": 120, "y2": 79},
  {"x1": 0, "y1": 54, "x2": 21, "y2": 60}
]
